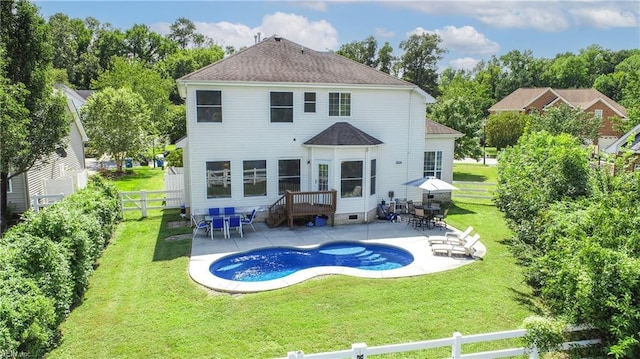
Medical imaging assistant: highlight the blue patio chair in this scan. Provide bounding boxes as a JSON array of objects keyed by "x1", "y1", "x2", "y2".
[
  {"x1": 208, "y1": 208, "x2": 220, "y2": 216},
  {"x1": 224, "y1": 207, "x2": 235, "y2": 215},
  {"x1": 210, "y1": 216, "x2": 226, "y2": 239},
  {"x1": 227, "y1": 215, "x2": 243, "y2": 238},
  {"x1": 241, "y1": 209, "x2": 257, "y2": 232}
]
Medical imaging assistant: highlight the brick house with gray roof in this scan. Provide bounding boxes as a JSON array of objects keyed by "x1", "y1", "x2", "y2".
[
  {"x1": 489, "y1": 87, "x2": 627, "y2": 149},
  {"x1": 176, "y1": 36, "x2": 460, "y2": 224}
]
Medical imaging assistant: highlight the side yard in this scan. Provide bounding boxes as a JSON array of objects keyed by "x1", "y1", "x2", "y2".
[{"x1": 49, "y1": 165, "x2": 534, "y2": 358}]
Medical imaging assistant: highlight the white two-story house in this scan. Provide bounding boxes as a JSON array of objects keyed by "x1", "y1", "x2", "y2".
[{"x1": 177, "y1": 36, "x2": 457, "y2": 225}]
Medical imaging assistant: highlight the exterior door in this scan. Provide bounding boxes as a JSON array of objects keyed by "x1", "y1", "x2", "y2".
[{"x1": 315, "y1": 160, "x2": 330, "y2": 192}]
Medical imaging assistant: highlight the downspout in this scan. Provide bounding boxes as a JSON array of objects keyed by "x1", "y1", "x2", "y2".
[{"x1": 405, "y1": 89, "x2": 413, "y2": 200}]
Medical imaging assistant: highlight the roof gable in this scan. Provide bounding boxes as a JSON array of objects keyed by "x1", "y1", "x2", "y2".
[{"x1": 303, "y1": 122, "x2": 383, "y2": 146}]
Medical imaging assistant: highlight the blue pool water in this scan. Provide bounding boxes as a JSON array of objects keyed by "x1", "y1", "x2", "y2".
[{"x1": 209, "y1": 242, "x2": 414, "y2": 282}]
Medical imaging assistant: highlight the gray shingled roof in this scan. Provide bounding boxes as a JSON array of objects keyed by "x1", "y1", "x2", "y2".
[
  {"x1": 304, "y1": 122, "x2": 383, "y2": 146},
  {"x1": 179, "y1": 36, "x2": 414, "y2": 87},
  {"x1": 426, "y1": 119, "x2": 463, "y2": 136},
  {"x1": 489, "y1": 87, "x2": 627, "y2": 117}
]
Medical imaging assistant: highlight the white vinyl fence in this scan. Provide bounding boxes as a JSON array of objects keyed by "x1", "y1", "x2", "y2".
[
  {"x1": 32, "y1": 169, "x2": 89, "y2": 212},
  {"x1": 281, "y1": 326, "x2": 600, "y2": 359},
  {"x1": 119, "y1": 189, "x2": 184, "y2": 217},
  {"x1": 165, "y1": 167, "x2": 184, "y2": 207}
]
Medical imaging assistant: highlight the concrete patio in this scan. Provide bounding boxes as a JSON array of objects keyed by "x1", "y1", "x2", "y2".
[{"x1": 189, "y1": 218, "x2": 486, "y2": 293}]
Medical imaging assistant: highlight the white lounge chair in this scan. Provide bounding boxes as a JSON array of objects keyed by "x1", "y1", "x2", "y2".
[
  {"x1": 431, "y1": 234, "x2": 480, "y2": 257},
  {"x1": 427, "y1": 226, "x2": 473, "y2": 245}
]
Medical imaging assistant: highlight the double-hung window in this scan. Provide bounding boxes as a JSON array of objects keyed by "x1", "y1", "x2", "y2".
[
  {"x1": 424, "y1": 151, "x2": 443, "y2": 179},
  {"x1": 270, "y1": 92, "x2": 293, "y2": 122},
  {"x1": 329, "y1": 92, "x2": 351, "y2": 117},
  {"x1": 304, "y1": 92, "x2": 316, "y2": 113},
  {"x1": 278, "y1": 159, "x2": 301, "y2": 194},
  {"x1": 206, "y1": 161, "x2": 231, "y2": 198},
  {"x1": 370, "y1": 159, "x2": 376, "y2": 195},
  {"x1": 196, "y1": 90, "x2": 222, "y2": 122},
  {"x1": 243, "y1": 160, "x2": 267, "y2": 197},
  {"x1": 341, "y1": 160, "x2": 363, "y2": 198}
]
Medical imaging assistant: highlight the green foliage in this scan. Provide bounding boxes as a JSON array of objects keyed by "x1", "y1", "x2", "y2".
[
  {"x1": 486, "y1": 111, "x2": 529, "y2": 150},
  {"x1": 397, "y1": 32, "x2": 446, "y2": 96},
  {"x1": 165, "y1": 147, "x2": 183, "y2": 167},
  {"x1": 527, "y1": 105, "x2": 602, "y2": 143},
  {"x1": 428, "y1": 71, "x2": 494, "y2": 158},
  {"x1": 0, "y1": 174, "x2": 121, "y2": 356},
  {"x1": 81, "y1": 86, "x2": 151, "y2": 171},
  {"x1": 0, "y1": 273, "x2": 57, "y2": 356},
  {"x1": 494, "y1": 131, "x2": 590, "y2": 253},
  {"x1": 0, "y1": 232, "x2": 73, "y2": 324},
  {"x1": 336, "y1": 35, "x2": 379, "y2": 68},
  {"x1": 522, "y1": 316, "x2": 566, "y2": 353}
]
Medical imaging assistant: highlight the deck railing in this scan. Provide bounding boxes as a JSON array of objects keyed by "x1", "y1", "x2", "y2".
[{"x1": 267, "y1": 190, "x2": 337, "y2": 228}]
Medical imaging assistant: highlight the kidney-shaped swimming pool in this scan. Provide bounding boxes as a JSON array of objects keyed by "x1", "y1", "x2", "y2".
[{"x1": 209, "y1": 241, "x2": 414, "y2": 282}]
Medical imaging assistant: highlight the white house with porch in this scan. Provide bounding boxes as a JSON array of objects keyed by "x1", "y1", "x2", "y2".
[{"x1": 176, "y1": 36, "x2": 459, "y2": 225}]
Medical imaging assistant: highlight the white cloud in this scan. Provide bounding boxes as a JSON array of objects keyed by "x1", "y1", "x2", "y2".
[
  {"x1": 449, "y1": 57, "x2": 480, "y2": 71},
  {"x1": 260, "y1": 12, "x2": 339, "y2": 50},
  {"x1": 151, "y1": 12, "x2": 339, "y2": 51},
  {"x1": 296, "y1": 1, "x2": 328, "y2": 12},
  {"x1": 375, "y1": 27, "x2": 396, "y2": 38},
  {"x1": 570, "y1": 7, "x2": 639, "y2": 28},
  {"x1": 408, "y1": 25, "x2": 500, "y2": 55}
]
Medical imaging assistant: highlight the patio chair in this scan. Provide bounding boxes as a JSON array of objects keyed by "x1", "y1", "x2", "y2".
[
  {"x1": 192, "y1": 216, "x2": 210, "y2": 239},
  {"x1": 434, "y1": 208, "x2": 448, "y2": 230},
  {"x1": 411, "y1": 207, "x2": 427, "y2": 229},
  {"x1": 427, "y1": 226, "x2": 473, "y2": 246},
  {"x1": 210, "y1": 216, "x2": 226, "y2": 239},
  {"x1": 431, "y1": 234, "x2": 480, "y2": 257},
  {"x1": 377, "y1": 203, "x2": 399, "y2": 222},
  {"x1": 227, "y1": 215, "x2": 243, "y2": 238},
  {"x1": 224, "y1": 207, "x2": 235, "y2": 215},
  {"x1": 241, "y1": 209, "x2": 257, "y2": 232},
  {"x1": 208, "y1": 207, "x2": 220, "y2": 216}
]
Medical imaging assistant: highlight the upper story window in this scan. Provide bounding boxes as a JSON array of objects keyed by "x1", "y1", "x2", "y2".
[
  {"x1": 270, "y1": 92, "x2": 293, "y2": 122},
  {"x1": 594, "y1": 109, "x2": 603, "y2": 118},
  {"x1": 196, "y1": 90, "x2": 222, "y2": 122},
  {"x1": 304, "y1": 92, "x2": 316, "y2": 113},
  {"x1": 329, "y1": 92, "x2": 351, "y2": 117},
  {"x1": 424, "y1": 151, "x2": 443, "y2": 179}
]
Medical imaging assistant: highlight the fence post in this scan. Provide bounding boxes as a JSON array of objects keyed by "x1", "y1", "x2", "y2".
[
  {"x1": 529, "y1": 343, "x2": 539, "y2": 359},
  {"x1": 352, "y1": 342, "x2": 367, "y2": 359},
  {"x1": 141, "y1": 190, "x2": 147, "y2": 217},
  {"x1": 452, "y1": 332, "x2": 462, "y2": 359},
  {"x1": 287, "y1": 350, "x2": 304, "y2": 358}
]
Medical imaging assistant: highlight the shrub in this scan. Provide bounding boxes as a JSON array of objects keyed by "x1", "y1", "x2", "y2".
[
  {"x1": 165, "y1": 147, "x2": 183, "y2": 167},
  {"x1": 0, "y1": 272, "x2": 57, "y2": 356},
  {"x1": 0, "y1": 232, "x2": 73, "y2": 325}
]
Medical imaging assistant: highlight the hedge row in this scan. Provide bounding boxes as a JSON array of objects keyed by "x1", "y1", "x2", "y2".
[{"x1": 0, "y1": 176, "x2": 121, "y2": 356}]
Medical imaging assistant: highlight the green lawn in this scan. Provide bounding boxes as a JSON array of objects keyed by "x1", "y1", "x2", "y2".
[{"x1": 49, "y1": 166, "x2": 534, "y2": 358}]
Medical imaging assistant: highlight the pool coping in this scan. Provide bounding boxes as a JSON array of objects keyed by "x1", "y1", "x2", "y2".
[{"x1": 189, "y1": 222, "x2": 486, "y2": 293}]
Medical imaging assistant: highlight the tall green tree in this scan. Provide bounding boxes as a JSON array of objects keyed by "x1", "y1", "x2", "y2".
[
  {"x1": 93, "y1": 57, "x2": 174, "y2": 138},
  {"x1": 81, "y1": 87, "x2": 150, "y2": 171},
  {"x1": 377, "y1": 41, "x2": 395, "y2": 74},
  {"x1": 496, "y1": 50, "x2": 547, "y2": 99},
  {"x1": 427, "y1": 71, "x2": 493, "y2": 158},
  {"x1": 0, "y1": 0, "x2": 69, "y2": 229},
  {"x1": 485, "y1": 112, "x2": 529, "y2": 150},
  {"x1": 123, "y1": 24, "x2": 176, "y2": 64},
  {"x1": 542, "y1": 53, "x2": 590, "y2": 88},
  {"x1": 168, "y1": 17, "x2": 197, "y2": 49},
  {"x1": 336, "y1": 35, "x2": 379, "y2": 68},
  {"x1": 528, "y1": 105, "x2": 602, "y2": 144},
  {"x1": 397, "y1": 32, "x2": 446, "y2": 96}
]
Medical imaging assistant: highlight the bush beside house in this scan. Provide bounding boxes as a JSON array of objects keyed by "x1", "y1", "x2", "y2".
[{"x1": 0, "y1": 176, "x2": 121, "y2": 356}]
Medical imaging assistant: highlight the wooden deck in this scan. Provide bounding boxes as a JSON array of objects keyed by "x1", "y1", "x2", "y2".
[{"x1": 267, "y1": 190, "x2": 337, "y2": 228}]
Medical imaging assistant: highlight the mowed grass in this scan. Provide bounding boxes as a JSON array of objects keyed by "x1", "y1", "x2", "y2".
[{"x1": 50, "y1": 165, "x2": 534, "y2": 358}]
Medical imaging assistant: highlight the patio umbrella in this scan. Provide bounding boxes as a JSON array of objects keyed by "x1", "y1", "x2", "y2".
[{"x1": 402, "y1": 176, "x2": 458, "y2": 205}]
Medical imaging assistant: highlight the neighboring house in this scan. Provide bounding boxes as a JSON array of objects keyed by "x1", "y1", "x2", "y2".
[
  {"x1": 2, "y1": 84, "x2": 90, "y2": 213},
  {"x1": 176, "y1": 36, "x2": 460, "y2": 224},
  {"x1": 603, "y1": 122, "x2": 640, "y2": 171},
  {"x1": 489, "y1": 87, "x2": 627, "y2": 149}
]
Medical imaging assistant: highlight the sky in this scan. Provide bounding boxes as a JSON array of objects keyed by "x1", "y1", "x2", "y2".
[{"x1": 36, "y1": 0, "x2": 640, "y2": 71}]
